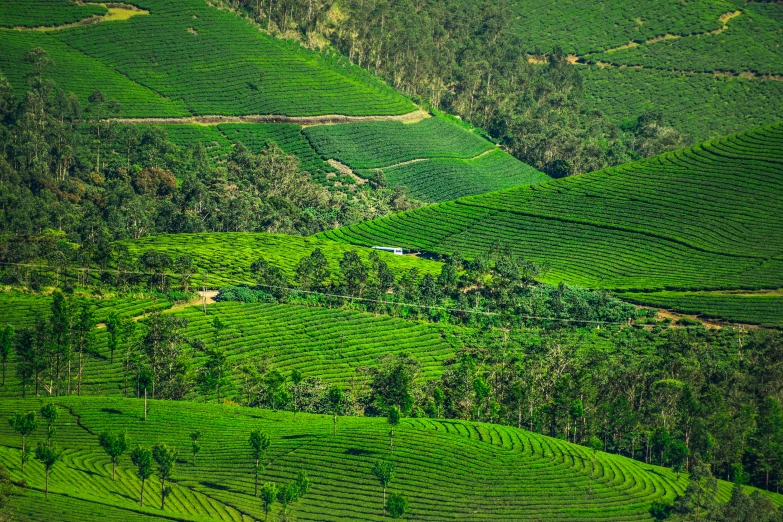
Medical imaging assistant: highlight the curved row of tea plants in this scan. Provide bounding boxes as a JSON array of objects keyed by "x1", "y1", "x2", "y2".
[
  {"x1": 357, "y1": 149, "x2": 549, "y2": 202},
  {"x1": 4, "y1": 396, "x2": 778, "y2": 521},
  {"x1": 618, "y1": 291, "x2": 783, "y2": 328},
  {"x1": 122, "y1": 232, "x2": 443, "y2": 288},
  {"x1": 0, "y1": 0, "x2": 106, "y2": 28},
  {"x1": 590, "y1": 3, "x2": 783, "y2": 77},
  {"x1": 318, "y1": 122, "x2": 783, "y2": 291},
  {"x1": 53, "y1": 0, "x2": 414, "y2": 117},
  {"x1": 303, "y1": 116, "x2": 495, "y2": 170}
]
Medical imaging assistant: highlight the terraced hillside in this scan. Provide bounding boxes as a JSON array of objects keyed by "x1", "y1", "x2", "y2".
[
  {"x1": 516, "y1": 0, "x2": 783, "y2": 141},
  {"x1": 304, "y1": 116, "x2": 548, "y2": 201},
  {"x1": 0, "y1": 0, "x2": 414, "y2": 117},
  {"x1": 2, "y1": 397, "x2": 779, "y2": 521},
  {"x1": 319, "y1": 122, "x2": 783, "y2": 291},
  {"x1": 123, "y1": 233, "x2": 443, "y2": 287},
  {"x1": 618, "y1": 291, "x2": 783, "y2": 328}
]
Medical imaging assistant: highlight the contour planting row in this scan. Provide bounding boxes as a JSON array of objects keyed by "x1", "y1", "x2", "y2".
[
  {"x1": 51, "y1": 0, "x2": 414, "y2": 117},
  {"x1": 618, "y1": 291, "x2": 783, "y2": 328},
  {"x1": 122, "y1": 232, "x2": 444, "y2": 288},
  {"x1": 590, "y1": 3, "x2": 783, "y2": 77},
  {"x1": 512, "y1": 0, "x2": 729, "y2": 55},
  {"x1": 303, "y1": 116, "x2": 494, "y2": 169},
  {"x1": 319, "y1": 122, "x2": 783, "y2": 291},
  {"x1": 0, "y1": 0, "x2": 106, "y2": 28},
  {"x1": 7, "y1": 397, "x2": 774, "y2": 521},
  {"x1": 356, "y1": 149, "x2": 549, "y2": 203},
  {"x1": 0, "y1": 291, "x2": 172, "y2": 329},
  {"x1": 582, "y1": 65, "x2": 783, "y2": 143},
  {"x1": 0, "y1": 30, "x2": 188, "y2": 117}
]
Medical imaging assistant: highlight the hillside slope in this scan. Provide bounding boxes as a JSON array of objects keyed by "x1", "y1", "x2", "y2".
[
  {"x1": 3, "y1": 397, "x2": 779, "y2": 521},
  {"x1": 0, "y1": 0, "x2": 413, "y2": 117},
  {"x1": 319, "y1": 122, "x2": 783, "y2": 291}
]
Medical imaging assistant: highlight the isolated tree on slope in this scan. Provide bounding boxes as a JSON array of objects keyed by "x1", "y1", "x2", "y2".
[
  {"x1": 372, "y1": 459, "x2": 396, "y2": 516},
  {"x1": 129, "y1": 446, "x2": 153, "y2": 507},
  {"x1": 98, "y1": 431, "x2": 131, "y2": 480},
  {"x1": 34, "y1": 441, "x2": 61, "y2": 499},
  {"x1": 387, "y1": 406, "x2": 401, "y2": 454},
  {"x1": 190, "y1": 431, "x2": 201, "y2": 466},
  {"x1": 0, "y1": 325, "x2": 12, "y2": 386},
  {"x1": 9, "y1": 412, "x2": 37, "y2": 472},
  {"x1": 327, "y1": 386, "x2": 345, "y2": 436},
  {"x1": 260, "y1": 482, "x2": 278, "y2": 522},
  {"x1": 152, "y1": 443, "x2": 177, "y2": 510},
  {"x1": 249, "y1": 429, "x2": 271, "y2": 496},
  {"x1": 277, "y1": 470, "x2": 309, "y2": 521},
  {"x1": 40, "y1": 404, "x2": 58, "y2": 441}
]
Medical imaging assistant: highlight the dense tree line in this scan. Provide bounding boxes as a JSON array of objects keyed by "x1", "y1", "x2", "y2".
[
  {"x1": 221, "y1": 0, "x2": 686, "y2": 176},
  {"x1": 0, "y1": 49, "x2": 418, "y2": 271}
]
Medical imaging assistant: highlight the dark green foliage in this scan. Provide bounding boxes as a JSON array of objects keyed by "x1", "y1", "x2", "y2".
[
  {"x1": 372, "y1": 459, "x2": 396, "y2": 516},
  {"x1": 98, "y1": 431, "x2": 131, "y2": 481},
  {"x1": 260, "y1": 482, "x2": 278, "y2": 521},
  {"x1": 8, "y1": 412, "x2": 37, "y2": 472},
  {"x1": 39, "y1": 404, "x2": 58, "y2": 441},
  {"x1": 152, "y1": 443, "x2": 177, "y2": 510},
  {"x1": 33, "y1": 441, "x2": 61, "y2": 498},
  {"x1": 249, "y1": 429, "x2": 271, "y2": 496},
  {"x1": 129, "y1": 446, "x2": 152, "y2": 507},
  {"x1": 387, "y1": 492, "x2": 407, "y2": 519}
]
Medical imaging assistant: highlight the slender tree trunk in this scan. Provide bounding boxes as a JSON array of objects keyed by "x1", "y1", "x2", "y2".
[
  {"x1": 21, "y1": 435, "x2": 26, "y2": 472},
  {"x1": 77, "y1": 349, "x2": 82, "y2": 396},
  {"x1": 144, "y1": 389, "x2": 147, "y2": 421},
  {"x1": 333, "y1": 413, "x2": 337, "y2": 436},
  {"x1": 161, "y1": 477, "x2": 166, "y2": 510},
  {"x1": 390, "y1": 429, "x2": 394, "y2": 454},
  {"x1": 382, "y1": 485, "x2": 386, "y2": 516},
  {"x1": 255, "y1": 459, "x2": 259, "y2": 496},
  {"x1": 45, "y1": 469, "x2": 49, "y2": 498},
  {"x1": 140, "y1": 477, "x2": 145, "y2": 507},
  {"x1": 112, "y1": 460, "x2": 116, "y2": 480}
]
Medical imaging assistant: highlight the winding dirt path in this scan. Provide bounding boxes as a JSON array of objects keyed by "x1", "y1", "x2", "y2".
[{"x1": 107, "y1": 109, "x2": 430, "y2": 126}]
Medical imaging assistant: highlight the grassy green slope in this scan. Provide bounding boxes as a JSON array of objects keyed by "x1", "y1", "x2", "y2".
[
  {"x1": 0, "y1": 31, "x2": 189, "y2": 117},
  {"x1": 4, "y1": 397, "x2": 779, "y2": 521},
  {"x1": 318, "y1": 122, "x2": 783, "y2": 292},
  {"x1": 0, "y1": 0, "x2": 106, "y2": 28},
  {"x1": 618, "y1": 291, "x2": 783, "y2": 328},
  {"x1": 304, "y1": 115, "x2": 549, "y2": 201},
  {"x1": 514, "y1": 0, "x2": 783, "y2": 141},
  {"x1": 55, "y1": 0, "x2": 413, "y2": 117},
  {"x1": 123, "y1": 232, "x2": 443, "y2": 288},
  {"x1": 0, "y1": 0, "x2": 414, "y2": 117}
]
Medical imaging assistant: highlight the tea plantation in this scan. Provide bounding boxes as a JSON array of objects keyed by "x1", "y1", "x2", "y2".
[
  {"x1": 618, "y1": 291, "x2": 783, "y2": 328},
  {"x1": 0, "y1": 0, "x2": 106, "y2": 28},
  {"x1": 303, "y1": 116, "x2": 549, "y2": 201},
  {"x1": 3, "y1": 397, "x2": 780, "y2": 521},
  {"x1": 319, "y1": 122, "x2": 783, "y2": 292},
  {"x1": 0, "y1": 0, "x2": 414, "y2": 117},
  {"x1": 123, "y1": 232, "x2": 443, "y2": 287}
]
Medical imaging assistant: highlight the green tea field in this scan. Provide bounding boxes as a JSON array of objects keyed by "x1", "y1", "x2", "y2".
[
  {"x1": 2, "y1": 397, "x2": 779, "y2": 521},
  {"x1": 123, "y1": 232, "x2": 443, "y2": 287},
  {"x1": 0, "y1": 0, "x2": 415, "y2": 117},
  {"x1": 319, "y1": 122, "x2": 783, "y2": 292}
]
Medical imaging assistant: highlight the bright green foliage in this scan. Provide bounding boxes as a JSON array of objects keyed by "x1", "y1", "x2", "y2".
[
  {"x1": 249, "y1": 429, "x2": 271, "y2": 496},
  {"x1": 0, "y1": 291, "x2": 172, "y2": 330},
  {"x1": 40, "y1": 404, "x2": 58, "y2": 441},
  {"x1": 129, "y1": 446, "x2": 152, "y2": 507},
  {"x1": 0, "y1": 397, "x2": 781, "y2": 521},
  {"x1": 0, "y1": 31, "x2": 188, "y2": 117},
  {"x1": 511, "y1": 0, "x2": 731, "y2": 55},
  {"x1": 33, "y1": 441, "x2": 60, "y2": 498},
  {"x1": 359, "y1": 149, "x2": 549, "y2": 202},
  {"x1": 618, "y1": 291, "x2": 783, "y2": 328},
  {"x1": 152, "y1": 443, "x2": 177, "y2": 510},
  {"x1": 387, "y1": 492, "x2": 407, "y2": 519},
  {"x1": 219, "y1": 124, "x2": 339, "y2": 184},
  {"x1": 260, "y1": 482, "x2": 278, "y2": 521},
  {"x1": 48, "y1": 0, "x2": 411, "y2": 117},
  {"x1": 372, "y1": 459, "x2": 396, "y2": 516},
  {"x1": 583, "y1": 66, "x2": 783, "y2": 145},
  {"x1": 8, "y1": 412, "x2": 36, "y2": 473},
  {"x1": 98, "y1": 431, "x2": 131, "y2": 481},
  {"x1": 304, "y1": 116, "x2": 494, "y2": 169},
  {"x1": 320, "y1": 122, "x2": 783, "y2": 291},
  {"x1": 0, "y1": 1, "x2": 106, "y2": 28},
  {"x1": 590, "y1": 4, "x2": 783, "y2": 77},
  {"x1": 123, "y1": 233, "x2": 443, "y2": 287}
]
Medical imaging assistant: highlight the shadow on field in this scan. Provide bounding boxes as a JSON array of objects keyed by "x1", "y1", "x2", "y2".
[
  {"x1": 345, "y1": 448, "x2": 373, "y2": 456},
  {"x1": 100, "y1": 408, "x2": 123, "y2": 415},
  {"x1": 200, "y1": 481, "x2": 230, "y2": 491}
]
